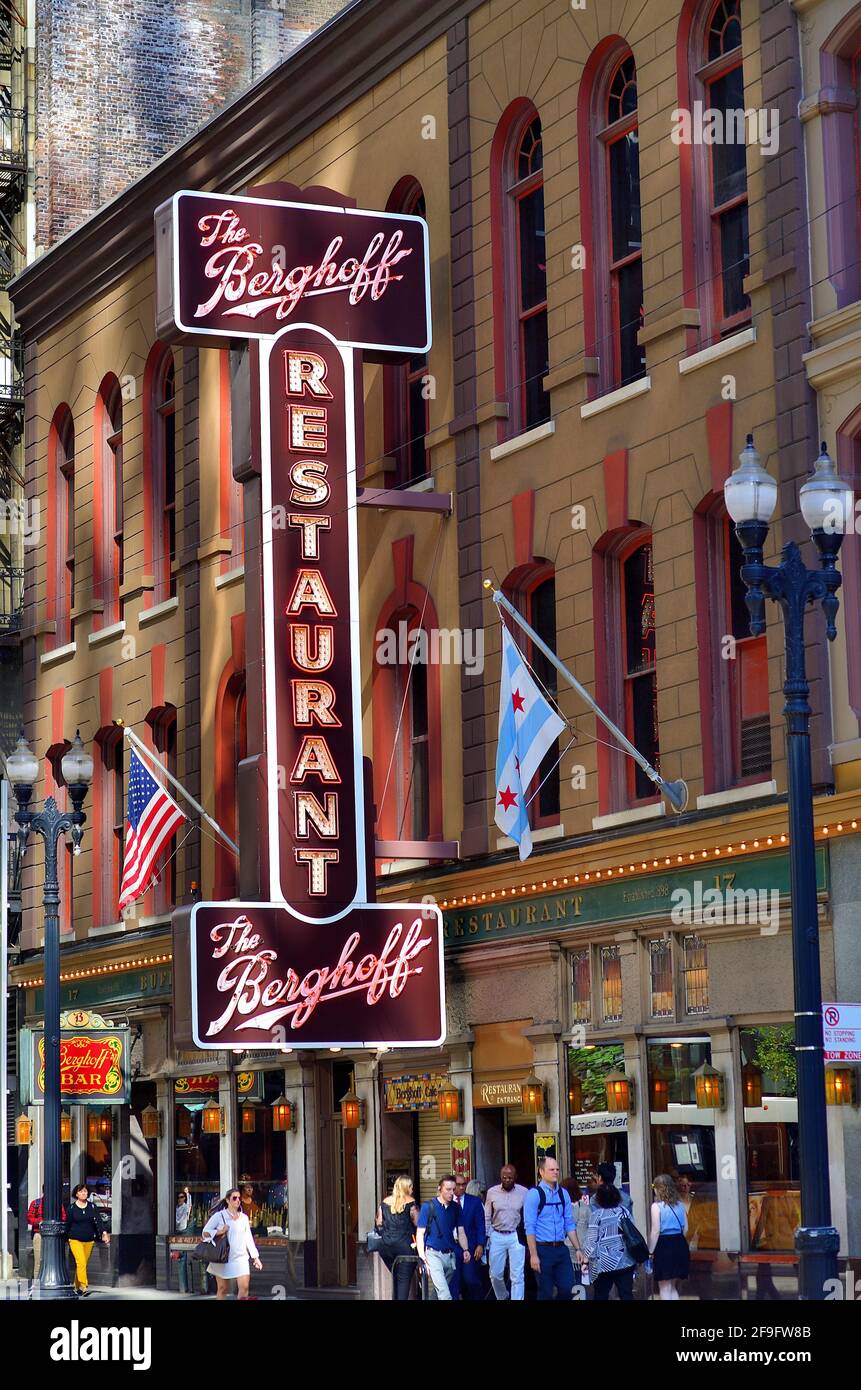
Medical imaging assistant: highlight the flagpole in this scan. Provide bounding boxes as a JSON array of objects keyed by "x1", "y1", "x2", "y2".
[
  {"x1": 123, "y1": 727, "x2": 239, "y2": 855},
  {"x1": 484, "y1": 581, "x2": 688, "y2": 814}
]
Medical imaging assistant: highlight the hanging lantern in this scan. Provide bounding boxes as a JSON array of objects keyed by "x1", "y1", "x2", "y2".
[
  {"x1": 742, "y1": 1061, "x2": 763, "y2": 1109},
  {"x1": 16, "y1": 1114, "x2": 33, "y2": 1146},
  {"x1": 141, "y1": 1104, "x2": 162, "y2": 1139},
  {"x1": 88, "y1": 1111, "x2": 112, "y2": 1143},
  {"x1": 340, "y1": 1090, "x2": 365, "y2": 1131},
  {"x1": 437, "y1": 1083, "x2": 461, "y2": 1124},
  {"x1": 649, "y1": 1071, "x2": 670, "y2": 1113},
  {"x1": 693, "y1": 1061, "x2": 726, "y2": 1111},
  {"x1": 271, "y1": 1095, "x2": 295, "y2": 1133},
  {"x1": 241, "y1": 1103, "x2": 258, "y2": 1134},
  {"x1": 520, "y1": 1072, "x2": 545, "y2": 1117},
  {"x1": 825, "y1": 1065, "x2": 858, "y2": 1107},
  {"x1": 567, "y1": 1074, "x2": 583, "y2": 1115},
  {"x1": 60, "y1": 1111, "x2": 73, "y2": 1143},
  {"x1": 202, "y1": 1100, "x2": 224, "y2": 1135},
  {"x1": 176, "y1": 1105, "x2": 192, "y2": 1139},
  {"x1": 605, "y1": 1068, "x2": 634, "y2": 1114}
]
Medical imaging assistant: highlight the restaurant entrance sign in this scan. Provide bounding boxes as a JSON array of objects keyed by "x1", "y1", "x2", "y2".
[{"x1": 158, "y1": 186, "x2": 443, "y2": 1049}]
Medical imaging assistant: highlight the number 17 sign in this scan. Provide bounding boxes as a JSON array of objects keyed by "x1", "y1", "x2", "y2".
[{"x1": 157, "y1": 186, "x2": 444, "y2": 1048}]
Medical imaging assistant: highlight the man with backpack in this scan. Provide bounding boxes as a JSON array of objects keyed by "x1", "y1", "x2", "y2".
[
  {"x1": 416, "y1": 1174, "x2": 472, "y2": 1300},
  {"x1": 523, "y1": 1156, "x2": 586, "y2": 1300}
]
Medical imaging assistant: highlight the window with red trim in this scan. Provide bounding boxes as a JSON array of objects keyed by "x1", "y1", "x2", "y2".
[
  {"x1": 621, "y1": 538, "x2": 659, "y2": 801},
  {"x1": 602, "y1": 54, "x2": 645, "y2": 388},
  {"x1": 94, "y1": 726, "x2": 125, "y2": 925},
  {"x1": 504, "y1": 565, "x2": 560, "y2": 827},
  {"x1": 389, "y1": 608, "x2": 431, "y2": 841},
  {"x1": 148, "y1": 706, "x2": 179, "y2": 912},
  {"x1": 215, "y1": 670, "x2": 246, "y2": 898},
  {"x1": 152, "y1": 353, "x2": 177, "y2": 602},
  {"x1": 508, "y1": 115, "x2": 550, "y2": 431},
  {"x1": 97, "y1": 378, "x2": 124, "y2": 625},
  {"x1": 683, "y1": 0, "x2": 750, "y2": 343},
  {"x1": 47, "y1": 741, "x2": 73, "y2": 933},
  {"x1": 52, "y1": 408, "x2": 75, "y2": 644},
  {"x1": 222, "y1": 346, "x2": 246, "y2": 569},
  {"x1": 702, "y1": 511, "x2": 771, "y2": 785},
  {"x1": 111, "y1": 739, "x2": 125, "y2": 914},
  {"x1": 385, "y1": 182, "x2": 429, "y2": 485}
]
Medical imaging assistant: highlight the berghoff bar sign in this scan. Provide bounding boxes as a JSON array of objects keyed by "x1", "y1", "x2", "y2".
[
  {"x1": 443, "y1": 847, "x2": 829, "y2": 948},
  {"x1": 159, "y1": 186, "x2": 443, "y2": 1049}
]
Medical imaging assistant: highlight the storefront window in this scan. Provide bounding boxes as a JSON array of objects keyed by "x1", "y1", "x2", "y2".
[
  {"x1": 600, "y1": 946, "x2": 622, "y2": 1023},
  {"x1": 741, "y1": 1025, "x2": 799, "y2": 1252},
  {"x1": 649, "y1": 939, "x2": 673, "y2": 1018},
  {"x1": 85, "y1": 1108, "x2": 113, "y2": 1224},
  {"x1": 683, "y1": 935, "x2": 709, "y2": 1014},
  {"x1": 647, "y1": 1038, "x2": 719, "y2": 1250},
  {"x1": 571, "y1": 949, "x2": 592, "y2": 1024},
  {"x1": 235, "y1": 1071, "x2": 289, "y2": 1237},
  {"x1": 567, "y1": 1042, "x2": 630, "y2": 1196},
  {"x1": 174, "y1": 1092, "x2": 221, "y2": 1234}
]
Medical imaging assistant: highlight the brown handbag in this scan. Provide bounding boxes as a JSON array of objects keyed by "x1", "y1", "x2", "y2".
[{"x1": 190, "y1": 1223, "x2": 230, "y2": 1263}]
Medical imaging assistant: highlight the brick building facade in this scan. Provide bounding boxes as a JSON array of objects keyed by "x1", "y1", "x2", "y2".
[{"x1": 8, "y1": 0, "x2": 861, "y2": 1297}]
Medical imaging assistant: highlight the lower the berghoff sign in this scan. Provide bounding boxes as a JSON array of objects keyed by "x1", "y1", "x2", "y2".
[{"x1": 189, "y1": 903, "x2": 444, "y2": 1048}]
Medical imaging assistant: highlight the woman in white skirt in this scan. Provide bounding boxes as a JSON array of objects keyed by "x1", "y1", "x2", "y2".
[{"x1": 202, "y1": 1188, "x2": 263, "y2": 1299}]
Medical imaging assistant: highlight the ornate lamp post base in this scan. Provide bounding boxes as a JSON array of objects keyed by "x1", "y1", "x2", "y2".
[{"x1": 34, "y1": 1220, "x2": 77, "y2": 1299}]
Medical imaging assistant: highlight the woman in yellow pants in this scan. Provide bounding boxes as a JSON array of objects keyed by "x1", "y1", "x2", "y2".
[{"x1": 65, "y1": 1183, "x2": 110, "y2": 1295}]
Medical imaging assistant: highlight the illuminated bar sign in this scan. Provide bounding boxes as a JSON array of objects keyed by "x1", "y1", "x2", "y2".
[
  {"x1": 23, "y1": 1028, "x2": 130, "y2": 1105},
  {"x1": 159, "y1": 186, "x2": 443, "y2": 1049}
]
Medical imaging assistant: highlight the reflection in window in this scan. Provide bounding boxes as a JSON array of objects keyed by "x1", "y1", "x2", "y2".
[
  {"x1": 647, "y1": 1038, "x2": 719, "y2": 1251},
  {"x1": 235, "y1": 1072, "x2": 289, "y2": 1236},
  {"x1": 509, "y1": 114, "x2": 549, "y2": 430},
  {"x1": 174, "y1": 1093, "x2": 222, "y2": 1234},
  {"x1": 567, "y1": 1040, "x2": 629, "y2": 1193},
  {"x1": 622, "y1": 541, "x2": 658, "y2": 799},
  {"x1": 705, "y1": 0, "x2": 750, "y2": 334},
  {"x1": 741, "y1": 1026, "x2": 799, "y2": 1255},
  {"x1": 604, "y1": 54, "x2": 645, "y2": 387}
]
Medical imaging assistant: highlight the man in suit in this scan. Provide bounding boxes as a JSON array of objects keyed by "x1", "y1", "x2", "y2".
[{"x1": 452, "y1": 1175, "x2": 486, "y2": 1300}]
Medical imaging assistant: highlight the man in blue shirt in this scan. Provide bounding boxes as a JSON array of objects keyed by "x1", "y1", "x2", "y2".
[
  {"x1": 523, "y1": 1156, "x2": 585, "y2": 1300},
  {"x1": 416, "y1": 1174, "x2": 472, "y2": 1300}
]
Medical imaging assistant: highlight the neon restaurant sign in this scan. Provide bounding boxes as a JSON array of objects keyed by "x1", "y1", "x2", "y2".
[{"x1": 157, "y1": 188, "x2": 443, "y2": 1049}]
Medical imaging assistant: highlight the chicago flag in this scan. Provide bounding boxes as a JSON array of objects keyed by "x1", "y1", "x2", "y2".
[{"x1": 494, "y1": 626, "x2": 565, "y2": 861}]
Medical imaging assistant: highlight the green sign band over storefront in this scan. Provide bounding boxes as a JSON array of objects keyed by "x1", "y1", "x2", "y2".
[{"x1": 443, "y1": 848, "x2": 828, "y2": 949}]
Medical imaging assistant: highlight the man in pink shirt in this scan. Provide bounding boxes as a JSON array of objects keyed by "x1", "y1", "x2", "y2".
[{"x1": 484, "y1": 1165, "x2": 528, "y2": 1300}]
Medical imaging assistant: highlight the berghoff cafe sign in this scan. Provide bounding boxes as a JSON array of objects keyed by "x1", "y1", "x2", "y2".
[
  {"x1": 385, "y1": 1075, "x2": 449, "y2": 1112},
  {"x1": 158, "y1": 187, "x2": 443, "y2": 1049}
]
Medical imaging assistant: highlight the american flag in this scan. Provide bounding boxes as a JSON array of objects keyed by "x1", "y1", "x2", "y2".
[{"x1": 118, "y1": 750, "x2": 186, "y2": 912}]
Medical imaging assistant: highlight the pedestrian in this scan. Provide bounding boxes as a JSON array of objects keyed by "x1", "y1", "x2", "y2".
[
  {"x1": 561, "y1": 1177, "x2": 590, "y2": 1285},
  {"x1": 175, "y1": 1186, "x2": 192, "y2": 1232},
  {"x1": 648, "y1": 1173, "x2": 689, "y2": 1300},
  {"x1": 26, "y1": 1185, "x2": 66, "y2": 1280},
  {"x1": 201, "y1": 1187, "x2": 263, "y2": 1299},
  {"x1": 374, "y1": 1174, "x2": 419, "y2": 1301},
  {"x1": 523, "y1": 1157, "x2": 586, "y2": 1300},
  {"x1": 452, "y1": 1174, "x2": 485, "y2": 1300},
  {"x1": 485, "y1": 1164, "x2": 528, "y2": 1301},
  {"x1": 582, "y1": 1182, "x2": 636, "y2": 1301},
  {"x1": 64, "y1": 1183, "x2": 109, "y2": 1297},
  {"x1": 590, "y1": 1162, "x2": 632, "y2": 1212},
  {"x1": 415, "y1": 1174, "x2": 471, "y2": 1300}
]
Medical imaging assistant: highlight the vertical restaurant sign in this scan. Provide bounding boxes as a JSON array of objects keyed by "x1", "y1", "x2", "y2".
[{"x1": 157, "y1": 187, "x2": 443, "y2": 1048}]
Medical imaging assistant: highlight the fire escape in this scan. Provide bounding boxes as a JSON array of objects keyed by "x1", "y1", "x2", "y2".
[{"x1": 0, "y1": 2, "x2": 26, "y2": 768}]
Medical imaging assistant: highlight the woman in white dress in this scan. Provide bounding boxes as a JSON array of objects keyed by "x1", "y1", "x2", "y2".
[{"x1": 202, "y1": 1188, "x2": 263, "y2": 1299}]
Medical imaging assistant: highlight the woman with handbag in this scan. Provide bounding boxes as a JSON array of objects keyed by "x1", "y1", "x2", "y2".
[
  {"x1": 374, "y1": 1175, "x2": 419, "y2": 1300},
  {"x1": 648, "y1": 1173, "x2": 690, "y2": 1300},
  {"x1": 582, "y1": 1183, "x2": 636, "y2": 1301},
  {"x1": 201, "y1": 1188, "x2": 263, "y2": 1299},
  {"x1": 65, "y1": 1183, "x2": 110, "y2": 1297}
]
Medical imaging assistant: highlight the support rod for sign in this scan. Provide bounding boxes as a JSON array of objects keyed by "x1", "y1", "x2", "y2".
[
  {"x1": 123, "y1": 727, "x2": 239, "y2": 856},
  {"x1": 1, "y1": 779, "x2": 9, "y2": 1281},
  {"x1": 484, "y1": 581, "x2": 689, "y2": 815}
]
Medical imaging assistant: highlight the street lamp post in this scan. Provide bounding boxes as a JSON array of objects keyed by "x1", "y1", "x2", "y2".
[
  {"x1": 724, "y1": 436, "x2": 850, "y2": 1301},
  {"x1": 6, "y1": 730, "x2": 93, "y2": 1300}
]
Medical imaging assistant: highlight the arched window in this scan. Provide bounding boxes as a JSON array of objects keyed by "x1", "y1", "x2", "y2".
[
  {"x1": 93, "y1": 725, "x2": 125, "y2": 925},
  {"x1": 94, "y1": 375, "x2": 123, "y2": 627},
  {"x1": 221, "y1": 348, "x2": 245, "y2": 570},
  {"x1": 503, "y1": 564, "x2": 560, "y2": 827},
  {"x1": 492, "y1": 102, "x2": 550, "y2": 436},
  {"x1": 49, "y1": 406, "x2": 75, "y2": 645},
  {"x1": 696, "y1": 503, "x2": 771, "y2": 789},
  {"x1": 621, "y1": 538, "x2": 658, "y2": 801},
  {"x1": 215, "y1": 655, "x2": 246, "y2": 899},
  {"x1": 581, "y1": 43, "x2": 645, "y2": 394},
  {"x1": 679, "y1": 0, "x2": 750, "y2": 344},
  {"x1": 382, "y1": 607, "x2": 430, "y2": 841},
  {"x1": 147, "y1": 347, "x2": 177, "y2": 603},
  {"x1": 385, "y1": 179, "x2": 429, "y2": 484}
]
